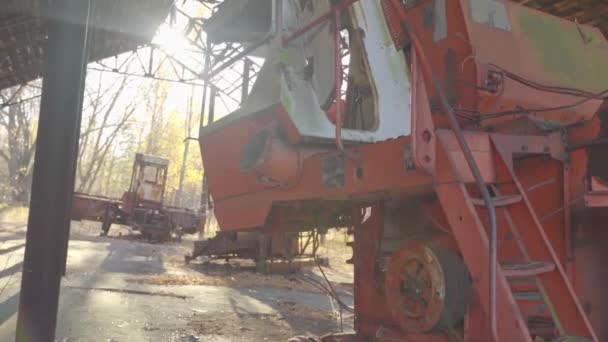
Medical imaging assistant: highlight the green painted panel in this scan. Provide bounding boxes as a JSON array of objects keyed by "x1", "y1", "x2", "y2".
[{"x1": 514, "y1": 6, "x2": 608, "y2": 91}]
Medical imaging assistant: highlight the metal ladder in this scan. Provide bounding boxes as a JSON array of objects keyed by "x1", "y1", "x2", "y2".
[{"x1": 434, "y1": 131, "x2": 597, "y2": 341}]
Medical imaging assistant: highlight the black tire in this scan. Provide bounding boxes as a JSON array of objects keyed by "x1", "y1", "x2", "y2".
[{"x1": 430, "y1": 246, "x2": 472, "y2": 332}]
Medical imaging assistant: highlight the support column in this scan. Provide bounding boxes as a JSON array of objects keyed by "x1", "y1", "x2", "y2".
[
  {"x1": 241, "y1": 58, "x2": 251, "y2": 104},
  {"x1": 199, "y1": 36, "x2": 211, "y2": 212},
  {"x1": 208, "y1": 85, "x2": 217, "y2": 126},
  {"x1": 16, "y1": 0, "x2": 91, "y2": 341}
]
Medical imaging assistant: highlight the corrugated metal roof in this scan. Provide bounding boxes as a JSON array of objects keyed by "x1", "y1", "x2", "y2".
[{"x1": 0, "y1": 0, "x2": 172, "y2": 90}]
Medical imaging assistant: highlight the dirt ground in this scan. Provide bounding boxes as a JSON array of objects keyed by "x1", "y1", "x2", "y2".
[
  {"x1": 187, "y1": 307, "x2": 336, "y2": 342},
  {"x1": 0, "y1": 211, "x2": 354, "y2": 342}
]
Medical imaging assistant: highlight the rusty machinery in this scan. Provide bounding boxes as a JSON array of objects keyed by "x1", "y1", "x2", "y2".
[
  {"x1": 194, "y1": 0, "x2": 608, "y2": 341},
  {"x1": 72, "y1": 153, "x2": 203, "y2": 241},
  {"x1": 185, "y1": 229, "x2": 324, "y2": 272}
]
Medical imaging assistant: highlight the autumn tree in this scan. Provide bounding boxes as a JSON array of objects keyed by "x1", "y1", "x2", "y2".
[
  {"x1": 144, "y1": 80, "x2": 169, "y2": 155},
  {"x1": 139, "y1": 86, "x2": 203, "y2": 208}
]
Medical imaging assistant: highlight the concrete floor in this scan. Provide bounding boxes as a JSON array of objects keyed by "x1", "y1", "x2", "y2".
[{"x1": 0, "y1": 223, "x2": 352, "y2": 342}]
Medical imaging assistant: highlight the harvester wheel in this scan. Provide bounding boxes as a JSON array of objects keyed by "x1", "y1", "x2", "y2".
[{"x1": 385, "y1": 241, "x2": 471, "y2": 333}]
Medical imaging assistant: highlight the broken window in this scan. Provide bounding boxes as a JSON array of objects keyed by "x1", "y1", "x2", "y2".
[
  {"x1": 335, "y1": 10, "x2": 378, "y2": 132},
  {"x1": 434, "y1": 0, "x2": 447, "y2": 41},
  {"x1": 143, "y1": 166, "x2": 163, "y2": 184},
  {"x1": 469, "y1": 0, "x2": 512, "y2": 31}
]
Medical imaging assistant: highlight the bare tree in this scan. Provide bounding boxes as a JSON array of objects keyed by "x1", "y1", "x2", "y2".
[
  {"x1": 144, "y1": 80, "x2": 169, "y2": 156},
  {"x1": 77, "y1": 73, "x2": 136, "y2": 193},
  {"x1": 0, "y1": 84, "x2": 40, "y2": 204},
  {"x1": 175, "y1": 87, "x2": 195, "y2": 206}
]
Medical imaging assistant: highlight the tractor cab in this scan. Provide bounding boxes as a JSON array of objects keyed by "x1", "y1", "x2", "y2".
[{"x1": 121, "y1": 153, "x2": 168, "y2": 214}]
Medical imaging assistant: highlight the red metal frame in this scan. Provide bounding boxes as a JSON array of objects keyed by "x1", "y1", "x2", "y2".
[
  {"x1": 281, "y1": 0, "x2": 360, "y2": 47},
  {"x1": 383, "y1": 0, "x2": 500, "y2": 334},
  {"x1": 333, "y1": 9, "x2": 343, "y2": 151},
  {"x1": 198, "y1": 0, "x2": 608, "y2": 340},
  {"x1": 281, "y1": 0, "x2": 360, "y2": 151}
]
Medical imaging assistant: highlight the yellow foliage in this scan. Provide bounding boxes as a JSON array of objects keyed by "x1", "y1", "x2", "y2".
[{"x1": 144, "y1": 109, "x2": 203, "y2": 208}]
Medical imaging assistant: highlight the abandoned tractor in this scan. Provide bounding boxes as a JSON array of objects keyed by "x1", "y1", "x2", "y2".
[
  {"x1": 72, "y1": 153, "x2": 203, "y2": 241},
  {"x1": 197, "y1": 0, "x2": 608, "y2": 341}
]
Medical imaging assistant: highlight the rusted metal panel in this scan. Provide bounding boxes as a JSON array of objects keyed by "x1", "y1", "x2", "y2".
[
  {"x1": 460, "y1": 0, "x2": 608, "y2": 125},
  {"x1": 512, "y1": 5, "x2": 608, "y2": 91},
  {"x1": 136, "y1": 182, "x2": 164, "y2": 205},
  {"x1": 71, "y1": 192, "x2": 118, "y2": 221}
]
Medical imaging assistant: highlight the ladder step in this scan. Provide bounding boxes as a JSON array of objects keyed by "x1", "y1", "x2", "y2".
[
  {"x1": 512, "y1": 291, "x2": 543, "y2": 301},
  {"x1": 502, "y1": 261, "x2": 555, "y2": 278},
  {"x1": 470, "y1": 194, "x2": 522, "y2": 207}
]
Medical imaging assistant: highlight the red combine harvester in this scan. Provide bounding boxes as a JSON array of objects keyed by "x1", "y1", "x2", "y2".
[
  {"x1": 72, "y1": 153, "x2": 203, "y2": 241},
  {"x1": 198, "y1": 0, "x2": 608, "y2": 341}
]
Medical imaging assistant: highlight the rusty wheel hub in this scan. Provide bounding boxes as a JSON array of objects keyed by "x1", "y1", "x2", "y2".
[
  {"x1": 400, "y1": 258, "x2": 437, "y2": 320},
  {"x1": 385, "y1": 242, "x2": 445, "y2": 333}
]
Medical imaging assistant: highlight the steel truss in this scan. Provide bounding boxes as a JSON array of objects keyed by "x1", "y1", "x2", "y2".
[{"x1": 89, "y1": 2, "x2": 262, "y2": 123}]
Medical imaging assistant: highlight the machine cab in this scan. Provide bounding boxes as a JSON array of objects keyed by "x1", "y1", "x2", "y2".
[
  {"x1": 201, "y1": 0, "x2": 413, "y2": 144},
  {"x1": 122, "y1": 153, "x2": 169, "y2": 212}
]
